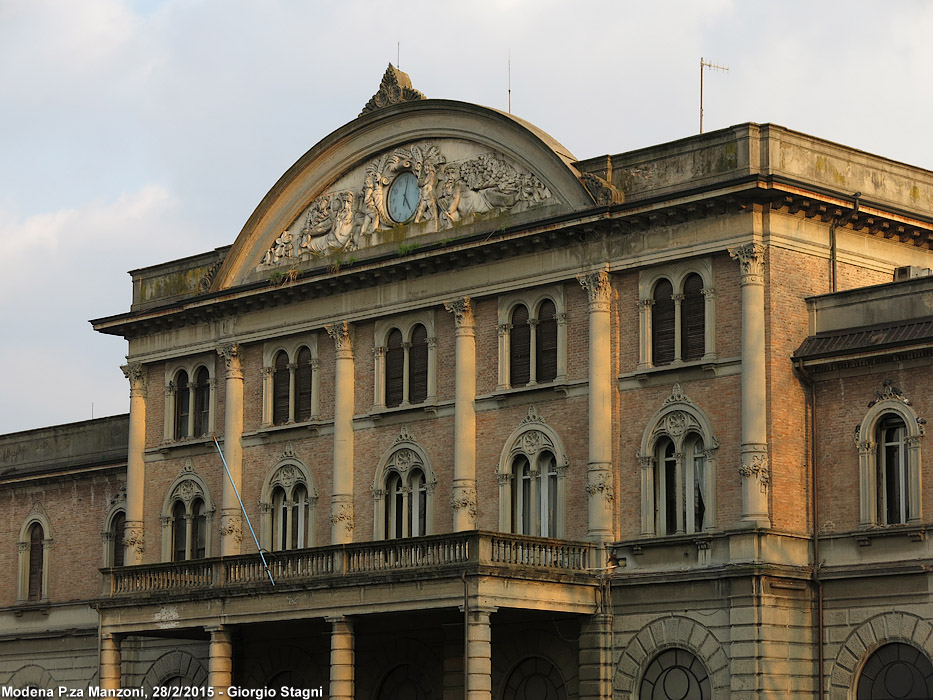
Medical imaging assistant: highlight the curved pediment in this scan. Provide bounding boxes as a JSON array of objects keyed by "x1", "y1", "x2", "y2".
[{"x1": 213, "y1": 99, "x2": 596, "y2": 290}]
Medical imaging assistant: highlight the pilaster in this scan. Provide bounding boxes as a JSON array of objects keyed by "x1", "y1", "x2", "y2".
[
  {"x1": 121, "y1": 363, "x2": 146, "y2": 566},
  {"x1": 445, "y1": 297, "x2": 477, "y2": 531},
  {"x1": 327, "y1": 322, "x2": 355, "y2": 544},
  {"x1": 217, "y1": 343, "x2": 245, "y2": 554}
]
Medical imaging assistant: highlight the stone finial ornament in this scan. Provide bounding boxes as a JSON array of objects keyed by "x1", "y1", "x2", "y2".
[{"x1": 360, "y1": 64, "x2": 426, "y2": 116}]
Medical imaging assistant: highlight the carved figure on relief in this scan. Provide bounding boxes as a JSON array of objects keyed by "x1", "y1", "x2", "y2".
[{"x1": 257, "y1": 142, "x2": 554, "y2": 269}]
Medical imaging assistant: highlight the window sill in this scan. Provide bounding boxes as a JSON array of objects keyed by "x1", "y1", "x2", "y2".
[
  {"x1": 618, "y1": 356, "x2": 741, "y2": 389},
  {"x1": 477, "y1": 379, "x2": 587, "y2": 409},
  {"x1": 850, "y1": 523, "x2": 927, "y2": 546},
  {"x1": 364, "y1": 400, "x2": 453, "y2": 424},
  {"x1": 153, "y1": 435, "x2": 219, "y2": 455},
  {"x1": 12, "y1": 601, "x2": 50, "y2": 616}
]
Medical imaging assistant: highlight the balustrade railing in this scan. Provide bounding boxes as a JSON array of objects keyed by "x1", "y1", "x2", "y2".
[{"x1": 105, "y1": 532, "x2": 593, "y2": 596}]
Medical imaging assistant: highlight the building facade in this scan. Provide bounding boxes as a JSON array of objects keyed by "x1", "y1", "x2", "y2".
[{"x1": 4, "y1": 66, "x2": 933, "y2": 698}]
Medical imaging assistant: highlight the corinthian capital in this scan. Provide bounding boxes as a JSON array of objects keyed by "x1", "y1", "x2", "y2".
[
  {"x1": 217, "y1": 343, "x2": 242, "y2": 378},
  {"x1": 121, "y1": 362, "x2": 147, "y2": 397},
  {"x1": 577, "y1": 268, "x2": 612, "y2": 308},
  {"x1": 729, "y1": 243, "x2": 766, "y2": 284},
  {"x1": 444, "y1": 297, "x2": 474, "y2": 327},
  {"x1": 326, "y1": 321, "x2": 354, "y2": 355}
]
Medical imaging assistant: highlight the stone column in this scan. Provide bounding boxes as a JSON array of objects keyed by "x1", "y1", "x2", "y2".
[
  {"x1": 466, "y1": 608, "x2": 494, "y2": 700},
  {"x1": 328, "y1": 616, "x2": 355, "y2": 700},
  {"x1": 121, "y1": 363, "x2": 146, "y2": 566},
  {"x1": 327, "y1": 322, "x2": 355, "y2": 544},
  {"x1": 578, "y1": 613, "x2": 613, "y2": 700},
  {"x1": 207, "y1": 626, "x2": 233, "y2": 695},
  {"x1": 577, "y1": 269, "x2": 615, "y2": 542},
  {"x1": 217, "y1": 343, "x2": 244, "y2": 554},
  {"x1": 729, "y1": 243, "x2": 771, "y2": 528},
  {"x1": 100, "y1": 633, "x2": 122, "y2": 691},
  {"x1": 445, "y1": 298, "x2": 477, "y2": 531}
]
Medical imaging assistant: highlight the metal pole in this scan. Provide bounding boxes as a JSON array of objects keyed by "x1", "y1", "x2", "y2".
[
  {"x1": 462, "y1": 571, "x2": 469, "y2": 699},
  {"x1": 212, "y1": 434, "x2": 275, "y2": 585},
  {"x1": 699, "y1": 57, "x2": 704, "y2": 133}
]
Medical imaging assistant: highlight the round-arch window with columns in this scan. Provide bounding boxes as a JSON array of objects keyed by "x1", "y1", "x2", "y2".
[
  {"x1": 259, "y1": 448, "x2": 318, "y2": 551},
  {"x1": 17, "y1": 507, "x2": 52, "y2": 603},
  {"x1": 637, "y1": 384, "x2": 718, "y2": 537},
  {"x1": 372, "y1": 428, "x2": 437, "y2": 540},
  {"x1": 856, "y1": 382, "x2": 925, "y2": 527},
  {"x1": 160, "y1": 463, "x2": 215, "y2": 562},
  {"x1": 496, "y1": 406, "x2": 570, "y2": 538}
]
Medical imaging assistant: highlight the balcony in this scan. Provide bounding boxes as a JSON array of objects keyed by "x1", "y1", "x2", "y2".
[{"x1": 103, "y1": 531, "x2": 596, "y2": 599}]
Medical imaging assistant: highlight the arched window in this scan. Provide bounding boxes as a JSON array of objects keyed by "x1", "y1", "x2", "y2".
[
  {"x1": 536, "y1": 299, "x2": 558, "y2": 383},
  {"x1": 408, "y1": 324, "x2": 429, "y2": 405},
  {"x1": 295, "y1": 347, "x2": 313, "y2": 422},
  {"x1": 878, "y1": 415, "x2": 908, "y2": 525},
  {"x1": 640, "y1": 648, "x2": 711, "y2": 700},
  {"x1": 373, "y1": 430, "x2": 436, "y2": 540},
  {"x1": 497, "y1": 407, "x2": 568, "y2": 538},
  {"x1": 174, "y1": 370, "x2": 190, "y2": 440},
  {"x1": 167, "y1": 358, "x2": 216, "y2": 441},
  {"x1": 27, "y1": 524, "x2": 43, "y2": 602},
  {"x1": 273, "y1": 350, "x2": 290, "y2": 425},
  {"x1": 110, "y1": 511, "x2": 126, "y2": 568},
  {"x1": 856, "y1": 642, "x2": 933, "y2": 699},
  {"x1": 261, "y1": 458, "x2": 317, "y2": 552},
  {"x1": 857, "y1": 385, "x2": 924, "y2": 527},
  {"x1": 681, "y1": 273, "x2": 705, "y2": 361},
  {"x1": 161, "y1": 468, "x2": 215, "y2": 561},
  {"x1": 510, "y1": 304, "x2": 531, "y2": 387},
  {"x1": 498, "y1": 289, "x2": 567, "y2": 390},
  {"x1": 374, "y1": 314, "x2": 437, "y2": 410},
  {"x1": 192, "y1": 367, "x2": 210, "y2": 437},
  {"x1": 18, "y1": 511, "x2": 52, "y2": 604},
  {"x1": 385, "y1": 328, "x2": 404, "y2": 408},
  {"x1": 638, "y1": 384, "x2": 718, "y2": 537},
  {"x1": 652, "y1": 279, "x2": 675, "y2": 366},
  {"x1": 502, "y1": 656, "x2": 568, "y2": 700},
  {"x1": 638, "y1": 261, "x2": 715, "y2": 370}
]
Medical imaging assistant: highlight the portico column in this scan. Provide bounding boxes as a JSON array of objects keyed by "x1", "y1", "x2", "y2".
[
  {"x1": 729, "y1": 243, "x2": 771, "y2": 527},
  {"x1": 328, "y1": 616, "x2": 355, "y2": 700},
  {"x1": 218, "y1": 343, "x2": 245, "y2": 554},
  {"x1": 207, "y1": 626, "x2": 233, "y2": 695},
  {"x1": 327, "y1": 322, "x2": 355, "y2": 544},
  {"x1": 577, "y1": 269, "x2": 615, "y2": 542},
  {"x1": 121, "y1": 363, "x2": 146, "y2": 566},
  {"x1": 445, "y1": 297, "x2": 477, "y2": 531},
  {"x1": 100, "y1": 633, "x2": 122, "y2": 690},
  {"x1": 466, "y1": 607, "x2": 495, "y2": 700}
]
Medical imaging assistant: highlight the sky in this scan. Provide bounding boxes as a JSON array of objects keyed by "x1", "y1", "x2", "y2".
[{"x1": 0, "y1": 0, "x2": 931, "y2": 434}]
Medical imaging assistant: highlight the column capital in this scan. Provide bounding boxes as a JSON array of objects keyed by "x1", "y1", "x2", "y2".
[
  {"x1": 217, "y1": 343, "x2": 243, "y2": 378},
  {"x1": 444, "y1": 296, "x2": 474, "y2": 328},
  {"x1": 729, "y1": 242, "x2": 766, "y2": 284},
  {"x1": 326, "y1": 321, "x2": 355, "y2": 356},
  {"x1": 121, "y1": 363, "x2": 147, "y2": 397},
  {"x1": 577, "y1": 268, "x2": 612, "y2": 308}
]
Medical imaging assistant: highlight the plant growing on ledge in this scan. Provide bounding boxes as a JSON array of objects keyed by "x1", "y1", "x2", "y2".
[{"x1": 398, "y1": 242, "x2": 420, "y2": 256}]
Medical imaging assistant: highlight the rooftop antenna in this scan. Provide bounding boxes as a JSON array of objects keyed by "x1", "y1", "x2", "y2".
[
  {"x1": 508, "y1": 49, "x2": 511, "y2": 113},
  {"x1": 397, "y1": 41, "x2": 400, "y2": 69},
  {"x1": 700, "y1": 57, "x2": 729, "y2": 134},
  {"x1": 212, "y1": 434, "x2": 275, "y2": 585}
]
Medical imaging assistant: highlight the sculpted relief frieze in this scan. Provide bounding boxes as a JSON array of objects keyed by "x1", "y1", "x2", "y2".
[{"x1": 257, "y1": 141, "x2": 555, "y2": 270}]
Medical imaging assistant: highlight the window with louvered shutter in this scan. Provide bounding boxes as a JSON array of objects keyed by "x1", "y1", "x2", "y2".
[
  {"x1": 111, "y1": 512, "x2": 125, "y2": 568},
  {"x1": 409, "y1": 325, "x2": 428, "y2": 404},
  {"x1": 174, "y1": 371, "x2": 189, "y2": 439},
  {"x1": 193, "y1": 367, "x2": 210, "y2": 436},
  {"x1": 536, "y1": 299, "x2": 558, "y2": 383},
  {"x1": 172, "y1": 501, "x2": 187, "y2": 562},
  {"x1": 385, "y1": 329, "x2": 404, "y2": 407},
  {"x1": 192, "y1": 499, "x2": 206, "y2": 559},
  {"x1": 27, "y1": 524, "x2": 43, "y2": 602},
  {"x1": 510, "y1": 305, "x2": 531, "y2": 387},
  {"x1": 273, "y1": 351, "x2": 290, "y2": 425},
  {"x1": 296, "y1": 347, "x2": 312, "y2": 421},
  {"x1": 681, "y1": 273, "x2": 705, "y2": 361},
  {"x1": 652, "y1": 280, "x2": 675, "y2": 366}
]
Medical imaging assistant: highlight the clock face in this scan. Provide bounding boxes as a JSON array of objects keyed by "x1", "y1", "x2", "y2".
[{"x1": 387, "y1": 171, "x2": 420, "y2": 223}]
